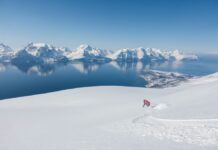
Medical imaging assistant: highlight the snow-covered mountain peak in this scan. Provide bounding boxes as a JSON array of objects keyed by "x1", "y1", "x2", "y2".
[
  {"x1": 108, "y1": 47, "x2": 198, "y2": 62},
  {"x1": 1, "y1": 43, "x2": 198, "y2": 63},
  {"x1": 0, "y1": 43, "x2": 13, "y2": 52},
  {"x1": 0, "y1": 43, "x2": 15, "y2": 62},
  {"x1": 25, "y1": 42, "x2": 54, "y2": 50},
  {"x1": 66, "y1": 44, "x2": 111, "y2": 60},
  {"x1": 22, "y1": 42, "x2": 58, "y2": 57},
  {"x1": 58, "y1": 47, "x2": 71, "y2": 52},
  {"x1": 77, "y1": 44, "x2": 92, "y2": 52},
  {"x1": 12, "y1": 43, "x2": 68, "y2": 64},
  {"x1": 172, "y1": 49, "x2": 180, "y2": 53},
  {"x1": 169, "y1": 49, "x2": 198, "y2": 61},
  {"x1": 145, "y1": 48, "x2": 163, "y2": 56},
  {"x1": 29, "y1": 43, "x2": 48, "y2": 48},
  {"x1": 109, "y1": 47, "x2": 166, "y2": 61}
]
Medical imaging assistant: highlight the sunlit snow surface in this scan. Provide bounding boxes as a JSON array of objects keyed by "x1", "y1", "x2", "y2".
[{"x1": 0, "y1": 73, "x2": 218, "y2": 150}]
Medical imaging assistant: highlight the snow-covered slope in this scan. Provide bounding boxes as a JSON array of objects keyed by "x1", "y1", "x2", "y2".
[
  {"x1": 0, "y1": 43, "x2": 15, "y2": 62},
  {"x1": 0, "y1": 73, "x2": 218, "y2": 150},
  {"x1": 66, "y1": 44, "x2": 112, "y2": 61},
  {"x1": 12, "y1": 43, "x2": 68, "y2": 64}
]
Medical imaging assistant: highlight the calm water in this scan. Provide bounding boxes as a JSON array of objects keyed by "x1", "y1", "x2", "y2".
[{"x1": 0, "y1": 54, "x2": 218, "y2": 100}]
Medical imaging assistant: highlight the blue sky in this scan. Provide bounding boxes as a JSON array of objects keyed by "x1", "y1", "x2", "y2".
[{"x1": 0, "y1": 0, "x2": 218, "y2": 52}]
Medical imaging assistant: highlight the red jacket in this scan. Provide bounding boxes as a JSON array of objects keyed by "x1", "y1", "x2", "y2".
[{"x1": 143, "y1": 99, "x2": 151, "y2": 107}]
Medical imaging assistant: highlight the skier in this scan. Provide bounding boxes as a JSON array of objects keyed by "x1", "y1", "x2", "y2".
[{"x1": 143, "y1": 99, "x2": 151, "y2": 107}]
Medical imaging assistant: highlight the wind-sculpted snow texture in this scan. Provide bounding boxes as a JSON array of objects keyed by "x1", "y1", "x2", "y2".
[{"x1": 132, "y1": 116, "x2": 218, "y2": 145}]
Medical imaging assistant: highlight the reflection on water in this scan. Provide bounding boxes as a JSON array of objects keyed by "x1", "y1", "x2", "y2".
[
  {"x1": 10, "y1": 60, "x2": 67, "y2": 76},
  {"x1": 0, "y1": 54, "x2": 218, "y2": 76},
  {"x1": 71, "y1": 62, "x2": 102, "y2": 74},
  {"x1": 111, "y1": 61, "x2": 178, "y2": 72},
  {"x1": 0, "y1": 63, "x2": 6, "y2": 72},
  {"x1": 0, "y1": 60, "x2": 187, "y2": 76},
  {"x1": 0, "y1": 54, "x2": 218, "y2": 100}
]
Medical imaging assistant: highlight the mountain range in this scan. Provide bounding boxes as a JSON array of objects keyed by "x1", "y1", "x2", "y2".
[
  {"x1": 0, "y1": 43, "x2": 15, "y2": 62},
  {"x1": 0, "y1": 42, "x2": 198, "y2": 64}
]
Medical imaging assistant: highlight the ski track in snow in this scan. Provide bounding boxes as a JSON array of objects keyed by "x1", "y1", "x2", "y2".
[
  {"x1": 130, "y1": 114, "x2": 218, "y2": 146},
  {"x1": 104, "y1": 103, "x2": 218, "y2": 147}
]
